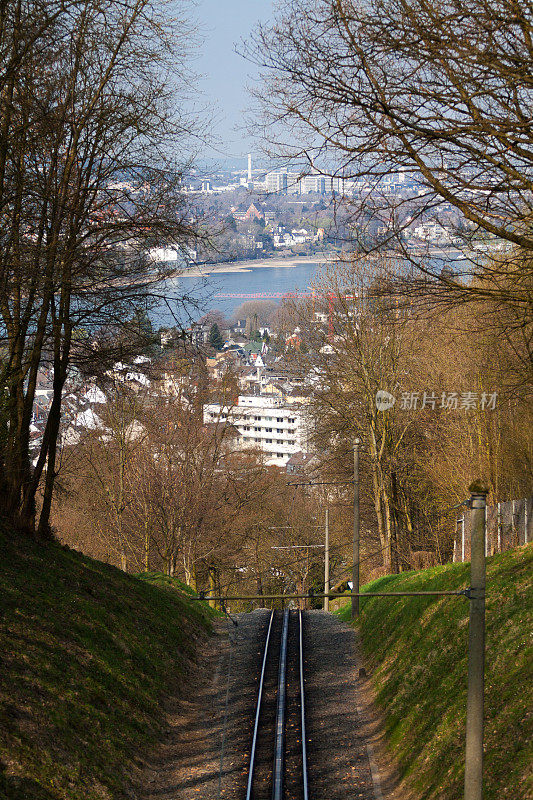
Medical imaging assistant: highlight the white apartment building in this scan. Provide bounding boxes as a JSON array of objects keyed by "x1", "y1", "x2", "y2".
[
  {"x1": 203, "y1": 394, "x2": 308, "y2": 467},
  {"x1": 265, "y1": 169, "x2": 327, "y2": 195},
  {"x1": 265, "y1": 171, "x2": 288, "y2": 194},
  {"x1": 299, "y1": 174, "x2": 326, "y2": 194}
]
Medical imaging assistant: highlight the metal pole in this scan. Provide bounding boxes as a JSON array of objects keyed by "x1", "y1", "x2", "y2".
[
  {"x1": 464, "y1": 482, "x2": 488, "y2": 800},
  {"x1": 453, "y1": 523, "x2": 457, "y2": 563},
  {"x1": 352, "y1": 439, "x2": 360, "y2": 620},
  {"x1": 497, "y1": 502, "x2": 501, "y2": 552},
  {"x1": 192, "y1": 589, "x2": 469, "y2": 602},
  {"x1": 324, "y1": 508, "x2": 330, "y2": 612},
  {"x1": 462, "y1": 516, "x2": 465, "y2": 562}
]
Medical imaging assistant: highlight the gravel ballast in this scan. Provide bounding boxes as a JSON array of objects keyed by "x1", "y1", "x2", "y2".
[
  {"x1": 139, "y1": 608, "x2": 406, "y2": 800},
  {"x1": 303, "y1": 610, "x2": 376, "y2": 799}
]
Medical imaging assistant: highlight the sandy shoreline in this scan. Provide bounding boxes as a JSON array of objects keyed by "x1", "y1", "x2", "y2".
[
  {"x1": 179, "y1": 254, "x2": 333, "y2": 278},
  {"x1": 171, "y1": 247, "x2": 469, "y2": 280}
]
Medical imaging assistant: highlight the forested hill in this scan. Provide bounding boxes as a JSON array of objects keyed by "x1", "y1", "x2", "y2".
[{"x1": 0, "y1": 525, "x2": 214, "y2": 800}]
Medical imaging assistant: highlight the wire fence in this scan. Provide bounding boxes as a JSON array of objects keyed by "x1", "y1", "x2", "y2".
[{"x1": 453, "y1": 494, "x2": 532, "y2": 562}]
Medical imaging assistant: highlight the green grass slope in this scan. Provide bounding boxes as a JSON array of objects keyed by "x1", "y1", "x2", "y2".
[
  {"x1": 338, "y1": 545, "x2": 532, "y2": 800},
  {"x1": 0, "y1": 525, "x2": 214, "y2": 800}
]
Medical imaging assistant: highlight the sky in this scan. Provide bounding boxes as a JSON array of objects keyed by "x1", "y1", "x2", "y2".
[{"x1": 194, "y1": 0, "x2": 275, "y2": 160}]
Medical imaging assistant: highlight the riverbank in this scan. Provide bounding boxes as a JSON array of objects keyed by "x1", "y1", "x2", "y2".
[
  {"x1": 180, "y1": 253, "x2": 332, "y2": 278},
  {"x1": 178, "y1": 245, "x2": 473, "y2": 278}
]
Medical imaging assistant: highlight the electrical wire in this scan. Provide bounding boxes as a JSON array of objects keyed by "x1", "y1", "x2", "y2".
[
  {"x1": 210, "y1": 536, "x2": 389, "y2": 596},
  {"x1": 191, "y1": 498, "x2": 471, "y2": 597}
]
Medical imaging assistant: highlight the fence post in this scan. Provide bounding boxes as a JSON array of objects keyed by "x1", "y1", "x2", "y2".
[
  {"x1": 497, "y1": 502, "x2": 501, "y2": 552},
  {"x1": 351, "y1": 439, "x2": 360, "y2": 620},
  {"x1": 324, "y1": 508, "x2": 330, "y2": 612},
  {"x1": 464, "y1": 481, "x2": 488, "y2": 800},
  {"x1": 461, "y1": 516, "x2": 465, "y2": 562}
]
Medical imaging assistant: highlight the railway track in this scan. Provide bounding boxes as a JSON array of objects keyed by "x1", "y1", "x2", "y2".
[{"x1": 246, "y1": 609, "x2": 309, "y2": 800}]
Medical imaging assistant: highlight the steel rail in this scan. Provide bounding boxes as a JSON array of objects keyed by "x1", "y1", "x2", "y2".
[
  {"x1": 299, "y1": 609, "x2": 309, "y2": 800},
  {"x1": 272, "y1": 609, "x2": 290, "y2": 800},
  {"x1": 245, "y1": 610, "x2": 275, "y2": 800}
]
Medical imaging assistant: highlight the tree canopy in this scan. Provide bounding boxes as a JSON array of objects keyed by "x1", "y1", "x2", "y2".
[{"x1": 208, "y1": 323, "x2": 224, "y2": 350}]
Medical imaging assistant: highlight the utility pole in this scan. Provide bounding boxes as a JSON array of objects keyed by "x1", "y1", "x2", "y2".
[
  {"x1": 324, "y1": 508, "x2": 330, "y2": 612},
  {"x1": 352, "y1": 438, "x2": 360, "y2": 620},
  {"x1": 464, "y1": 481, "x2": 488, "y2": 800}
]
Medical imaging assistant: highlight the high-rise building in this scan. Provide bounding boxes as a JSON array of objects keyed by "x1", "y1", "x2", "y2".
[
  {"x1": 247, "y1": 153, "x2": 252, "y2": 182},
  {"x1": 265, "y1": 170, "x2": 288, "y2": 194},
  {"x1": 286, "y1": 172, "x2": 302, "y2": 194},
  {"x1": 300, "y1": 174, "x2": 325, "y2": 194}
]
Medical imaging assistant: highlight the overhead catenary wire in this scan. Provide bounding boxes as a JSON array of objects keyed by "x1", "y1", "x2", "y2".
[
  {"x1": 209, "y1": 536, "x2": 413, "y2": 597},
  {"x1": 209, "y1": 509, "x2": 432, "y2": 596},
  {"x1": 201, "y1": 497, "x2": 471, "y2": 598},
  {"x1": 206, "y1": 517, "x2": 452, "y2": 597}
]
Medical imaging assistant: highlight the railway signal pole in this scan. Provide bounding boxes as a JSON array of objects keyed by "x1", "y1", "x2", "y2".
[
  {"x1": 351, "y1": 439, "x2": 360, "y2": 620},
  {"x1": 464, "y1": 481, "x2": 488, "y2": 800}
]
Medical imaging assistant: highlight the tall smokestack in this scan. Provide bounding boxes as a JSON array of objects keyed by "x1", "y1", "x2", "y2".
[{"x1": 247, "y1": 153, "x2": 252, "y2": 182}]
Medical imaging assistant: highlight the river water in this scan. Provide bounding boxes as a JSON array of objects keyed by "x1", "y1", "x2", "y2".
[
  {"x1": 152, "y1": 249, "x2": 469, "y2": 326},
  {"x1": 153, "y1": 258, "x2": 326, "y2": 325}
]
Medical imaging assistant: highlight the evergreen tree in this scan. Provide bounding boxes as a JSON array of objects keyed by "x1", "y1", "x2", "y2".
[{"x1": 209, "y1": 323, "x2": 224, "y2": 351}]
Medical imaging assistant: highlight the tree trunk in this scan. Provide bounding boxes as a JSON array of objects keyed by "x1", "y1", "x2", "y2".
[
  {"x1": 184, "y1": 557, "x2": 197, "y2": 590},
  {"x1": 208, "y1": 566, "x2": 217, "y2": 609},
  {"x1": 371, "y1": 459, "x2": 390, "y2": 571},
  {"x1": 382, "y1": 491, "x2": 396, "y2": 573},
  {"x1": 144, "y1": 521, "x2": 150, "y2": 571}
]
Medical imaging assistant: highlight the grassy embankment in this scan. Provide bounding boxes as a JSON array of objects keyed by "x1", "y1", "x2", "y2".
[
  {"x1": 0, "y1": 524, "x2": 215, "y2": 800},
  {"x1": 338, "y1": 544, "x2": 532, "y2": 800}
]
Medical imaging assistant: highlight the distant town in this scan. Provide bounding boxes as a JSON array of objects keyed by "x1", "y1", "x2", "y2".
[
  {"x1": 141, "y1": 154, "x2": 512, "y2": 270},
  {"x1": 29, "y1": 155, "x2": 515, "y2": 475},
  {"x1": 30, "y1": 301, "x2": 322, "y2": 471}
]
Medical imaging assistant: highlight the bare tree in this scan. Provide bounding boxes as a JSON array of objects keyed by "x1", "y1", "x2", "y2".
[
  {"x1": 248, "y1": 0, "x2": 533, "y2": 338},
  {"x1": 252, "y1": 0, "x2": 533, "y2": 246},
  {"x1": 0, "y1": 0, "x2": 202, "y2": 535}
]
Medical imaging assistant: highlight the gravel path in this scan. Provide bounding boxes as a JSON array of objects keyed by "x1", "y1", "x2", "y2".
[{"x1": 138, "y1": 609, "x2": 409, "y2": 800}]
